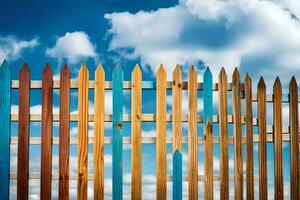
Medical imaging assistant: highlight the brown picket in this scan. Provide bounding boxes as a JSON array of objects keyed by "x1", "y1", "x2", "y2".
[{"x1": 204, "y1": 121, "x2": 213, "y2": 200}]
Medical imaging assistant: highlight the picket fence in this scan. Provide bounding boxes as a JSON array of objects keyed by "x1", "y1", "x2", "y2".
[{"x1": 0, "y1": 60, "x2": 299, "y2": 200}]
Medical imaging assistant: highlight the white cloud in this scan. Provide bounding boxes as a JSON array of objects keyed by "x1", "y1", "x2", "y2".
[
  {"x1": 0, "y1": 35, "x2": 39, "y2": 62},
  {"x1": 105, "y1": 0, "x2": 300, "y2": 82},
  {"x1": 46, "y1": 31, "x2": 98, "y2": 64}
]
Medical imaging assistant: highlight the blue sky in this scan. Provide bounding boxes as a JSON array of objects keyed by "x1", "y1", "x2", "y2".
[{"x1": 2, "y1": 0, "x2": 300, "y2": 199}]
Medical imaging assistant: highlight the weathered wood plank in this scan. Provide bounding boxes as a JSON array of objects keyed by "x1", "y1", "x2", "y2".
[
  {"x1": 131, "y1": 64, "x2": 142, "y2": 200},
  {"x1": 172, "y1": 65, "x2": 182, "y2": 200},
  {"x1": 94, "y1": 64, "x2": 105, "y2": 200},
  {"x1": 273, "y1": 77, "x2": 283, "y2": 200},
  {"x1": 188, "y1": 66, "x2": 198, "y2": 200},
  {"x1": 156, "y1": 65, "x2": 167, "y2": 199},
  {"x1": 40, "y1": 64, "x2": 53, "y2": 199},
  {"x1": 78, "y1": 64, "x2": 89, "y2": 200},
  {"x1": 232, "y1": 68, "x2": 243, "y2": 199},
  {"x1": 59, "y1": 65, "x2": 70, "y2": 200},
  {"x1": 17, "y1": 64, "x2": 30, "y2": 200},
  {"x1": 257, "y1": 77, "x2": 267, "y2": 200},
  {"x1": 0, "y1": 60, "x2": 11, "y2": 200},
  {"x1": 289, "y1": 77, "x2": 299, "y2": 199},
  {"x1": 244, "y1": 73, "x2": 254, "y2": 200},
  {"x1": 218, "y1": 68, "x2": 229, "y2": 200},
  {"x1": 113, "y1": 64, "x2": 123, "y2": 200},
  {"x1": 204, "y1": 121, "x2": 213, "y2": 200}
]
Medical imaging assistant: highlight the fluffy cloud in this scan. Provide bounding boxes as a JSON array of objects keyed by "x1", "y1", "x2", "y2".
[
  {"x1": 0, "y1": 35, "x2": 39, "y2": 62},
  {"x1": 105, "y1": 0, "x2": 300, "y2": 83},
  {"x1": 46, "y1": 31, "x2": 98, "y2": 64}
]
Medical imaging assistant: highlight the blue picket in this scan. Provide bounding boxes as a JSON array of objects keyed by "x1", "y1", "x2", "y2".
[
  {"x1": 113, "y1": 65, "x2": 123, "y2": 200},
  {"x1": 203, "y1": 67, "x2": 213, "y2": 124},
  {"x1": 173, "y1": 150, "x2": 182, "y2": 200},
  {"x1": 0, "y1": 60, "x2": 11, "y2": 200}
]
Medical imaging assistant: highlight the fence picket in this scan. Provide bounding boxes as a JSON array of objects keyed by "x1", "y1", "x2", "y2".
[
  {"x1": 17, "y1": 64, "x2": 30, "y2": 200},
  {"x1": 188, "y1": 66, "x2": 198, "y2": 200},
  {"x1": 244, "y1": 73, "x2": 254, "y2": 200},
  {"x1": 232, "y1": 68, "x2": 243, "y2": 199},
  {"x1": 257, "y1": 77, "x2": 267, "y2": 200},
  {"x1": 204, "y1": 121, "x2": 213, "y2": 200},
  {"x1": 273, "y1": 77, "x2": 283, "y2": 199},
  {"x1": 218, "y1": 68, "x2": 229, "y2": 200},
  {"x1": 172, "y1": 65, "x2": 182, "y2": 200},
  {"x1": 289, "y1": 77, "x2": 299, "y2": 199},
  {"x1": 94, "y1": 64, "x2": 105, "y2": 200},
  {"x1": 131, "y1": 64, "x2": 142, "y2": 200},
  {"x1": 0, "y1": 60, "x2": 11, "y2": 200},
  {"x1": 41, "y1": 64, "x2": 53, "y2": 199},
  {"x1": 113, "y1": 64, "x2": 123, "y2": 200},
  {"x1": 78, "y1": 64, "x2": 89, "y2": 200},
  {"x1": 59, "y1": 65, "x2": 70, "y2": 200},
  {"x1": 204, "y1": 67, "x2": 213, "y2": 124},
  {"x1": 156, "y1": 65, "x2": 167, "y2": 199}
]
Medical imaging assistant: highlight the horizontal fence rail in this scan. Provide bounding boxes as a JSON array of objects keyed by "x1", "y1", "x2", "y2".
[{"x1": 1, "y1": 60, "x2": 300, "y2": 199}]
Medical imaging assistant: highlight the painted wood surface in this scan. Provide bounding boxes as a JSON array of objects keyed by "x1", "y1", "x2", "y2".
[
  {"x1": 94, "y1": 64, "x2": 105, "y2": 200},
  {"x1": 172, "y1": 65, "x2": 182, "y2": 200},
  {"x1": 204, "y1": 121, "x2": 213, "y2": 200},
  {"x1": 156, "y1": 65, "x2": 167, "y2": 200},
  {"x1": 17, "y1": 64, "x2": 30, "y2": 200},
  {"x1": 273, "y1": 77, "x2": 283, "y2": 200},
  {"x1": 257, "y1": 77, "x2": 267, "y2": 200},
  {"x1": 131, "y1": 64, "x2": 142, "y2": 200},
  {"x1": 0, "y1": 60, "x2": 11, "y2": 200},
  {"x1": 232, "y1": 68, "x2": 243, "y2": 199},
  {"x1": 40, "y1": 64, "x2": 53, "y2": 200},
  {"x1": 59, "y1": 65, "x2": 70, "y2": 200},
  {"x1": 188, "y1": 66, "x2": 198, "y2": 200},
  {"x1": 218, "y1": 68, "x2": 229, "y2": 200},
  {"x1": 113, "y1": 64, "x2": 123, "y2": 200},
  {"x1": 78, "y1": 64, "x2": 89, "y2": 200},
  {"x1": 203, "y1": 67, "x2": 213, "y2": 124},
  {"x1": 244, "y1": 73, "x2": 254, "y2": 200},
  {"x1": 289, "y1": 77, "x2": 299, "y2": 199}
]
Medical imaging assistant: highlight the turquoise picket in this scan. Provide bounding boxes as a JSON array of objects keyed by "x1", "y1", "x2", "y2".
[
  {"x1": 113, "y1": 64, "x2": 123, "y2": 200},
  {"x1": 0, "y1": 60, "x2": 11, "y2": 200},
  {"x1": 203, "y1": 67, "x2": 213, "y2": 124},
  {"x1": 173, "y1": 150, "x2": 182, "y2": 200}
]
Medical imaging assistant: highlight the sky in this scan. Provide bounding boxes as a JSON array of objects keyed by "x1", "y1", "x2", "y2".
[{"x1": 2, "y1": 0, "x2": 300, "y2": 199}]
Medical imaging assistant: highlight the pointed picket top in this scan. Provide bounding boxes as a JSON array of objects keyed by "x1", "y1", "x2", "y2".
[
  {"x1": 20, "y1": 63, "x2": 30, "y2": 75},
  {"x1": 157, "y1": 64, "x2": 166, "y2": 76},
  {"x1": 113, "y1": 64, "x2": 123, "y2": 73},
  {"x1": 60, "y1": 64, "x2": 69, "y2": 75},
  {"x1": 79, "y1": 63, "x2": 89, "y2": 74},
  {"x1": 173, "y1": 64, "x2": 182, "y2": 78},
  {"x1": 1, "y1": 59, "x2": 9, "y2": 68},
  {"x1": 273, "y1": 77, "x2": 282, "y2": 91},
  {"x1": 43, "y1": 63, "x2": 53, "y2": 76},
  {"x1": 258, "y1": 76, "x2": 266, "y2": 89},
  {"x1": 189, "y1": 65, "x2": 196, "y2": 74},
  {"x1": 289, "y1": 76, "x2": 297, "y2": 90},
  {"x1": 245, "y1": 73, "x2": 251, "y2": 83},
  {"x1": 132, "y1": 64, "x2": 142, "y2": 76},
  {"x1": 95, "y1": 64, "x2": 105, "y2": 77},
  {"x1": 0, "y1": 59, "x2": 10, "y2": 73},
  {"x1": 219, "y1": 67, "x2": 227, "y2": 80},
  {"x1": 232, "y1": 67, "x2": 240, "y2": 82},
  {"x1": 204, "y1": 67, "x2": 212, "y2": 79}
]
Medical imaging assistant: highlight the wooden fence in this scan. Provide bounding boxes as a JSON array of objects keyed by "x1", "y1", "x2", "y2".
[{"x1": 0, "y1": 59, "x2": 299, "y2": 199}]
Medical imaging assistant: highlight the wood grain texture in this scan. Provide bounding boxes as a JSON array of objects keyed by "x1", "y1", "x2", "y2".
[
  {"x1": 156, "y1": 65, "x2": 167, "y2": 200},
  {"x1": 131, "y1": 64, "x2": 142, "y2": 200},
  {"x1": 0, "y1": 60, "x2": 11, "y2": 200},
  {"x1": 94, "y1": 64, "x2": 105, "y2": 200},
  {"x1": 113, "y1": 65, "x2": 123, "y2": 200},
  {"x1": 17, "y1": 64, "x2": 30, "y2": 200},
  {"x1": 78, "y1": 64, "x2": 89, "y2": 200},
  {"x1": 244, "y1": 73, "x2": 254, "y2": 200},
  {"x1": 203, "y1": 67, "x2": 213, "y2": 124},
  {"x1": 204, "y1": 121, "x2": 213, "y2": 200},
  {"x1": 273, "y1": 77, "x2": 283, "y2": 200},
  {"x1": 40, "y1": 64, "x2": 53, "y2": 200},
  {"x1": 257, "y1": 77, "x2": 268, "y2": 200},
  {"x1": 232, "y1": 68, "x2": 243, "y2": 199},
  {"x1": 218, "y1": 68, "x2": 229, "y2": 200},
  {"x1": 188, "y1": 66, "x2": 198, "y2": 200},
  {"x1": 59, "y1": 65, "x2": 70, "y2": 200},
  {"x1": 289, "y1": 77, "x2": 299, "y2": 199},
  {"x1": 172, "y1": 65, "x2": 182, "y2": 200}
]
